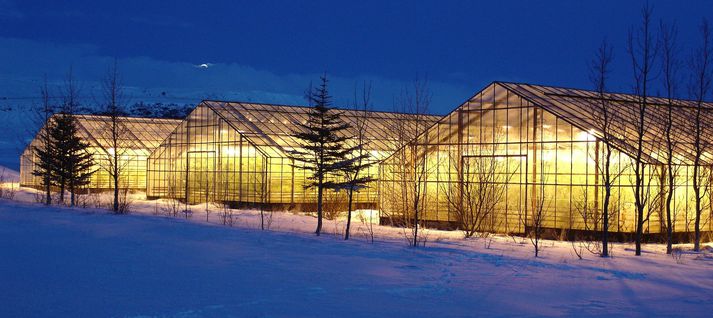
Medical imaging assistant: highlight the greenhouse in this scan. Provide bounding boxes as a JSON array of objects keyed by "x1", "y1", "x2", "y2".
[
  {"x1": 146, "y1": 101, "x2": 439, "y2": 208},
  {"x1": 20, "y1": 115, "x2": 181, "y2": 190},
  {"x1": 380, "y1": 82, "x2": 713, "y2": 238}
]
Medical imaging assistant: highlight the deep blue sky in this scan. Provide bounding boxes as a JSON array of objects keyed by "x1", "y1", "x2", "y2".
[{"x1": 1, "y1": 0, "x2": 712, "y2": 114}]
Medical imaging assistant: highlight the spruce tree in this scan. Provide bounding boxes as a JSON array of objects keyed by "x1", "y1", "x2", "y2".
[
  {"x1": 50, "y1": 113, "x2": 96, "y2": 206},
  {"x1": 32, "y1": 117, "x2": 59, "y2": 204},
  {"x1": 290, "y1": 75, "x2": 351, "y2": 236}
]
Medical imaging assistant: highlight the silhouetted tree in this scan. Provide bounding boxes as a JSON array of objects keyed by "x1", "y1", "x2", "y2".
[
  {"x1": 339, "y1": 82, "x2": 376, "y2": 240},
  {"x1": 290, "y1": 75, "x2": 351, "y2": 236},
  {"x1": 688, "y1": 19, "x2": 713, "y2": 252},
  {"x1": 589, "y1": 39, "x2": 617, "y2": 257},
  {"x1": 100, "y1": 59, "x2": 130, "y2": 213},
  {"x1": 627, "y1": 3, "x2": 659, "y2": 256},
  {"x1": 660, "y1": 21, "x2": 683, "y2": 254},
  {"x1": 51, "y1": 113, "x2": 95, "y2": 206},
  {"x1": 31, "y1": 77, "x2": 56, "y2": 205}
]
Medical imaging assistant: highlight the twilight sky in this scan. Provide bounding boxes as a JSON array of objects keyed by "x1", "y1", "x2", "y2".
[{"x1": 1, "y1": 0, "x2": 712, "y2": 114}]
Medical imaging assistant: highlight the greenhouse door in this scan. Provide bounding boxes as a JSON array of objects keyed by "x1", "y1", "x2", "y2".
[
  {"x1": 186, "y1": 151, "x2": 216, "y2": 204},
  {"x1": 461, "y1": 155, "x2": 527, "y2": 234}
]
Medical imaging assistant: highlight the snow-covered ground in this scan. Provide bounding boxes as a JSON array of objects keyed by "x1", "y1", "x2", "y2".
[{"x1": 1, "y1": 171, "x2": 713, "y2": 317}]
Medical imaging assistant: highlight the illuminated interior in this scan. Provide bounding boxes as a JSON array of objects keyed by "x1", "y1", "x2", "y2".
[
  {"x1": 380, "y1": 82, "x2": 713, "y2": 235},
  {"x1": 20, "y1": 115, "x2": 181, "y2": 190},
  {"x1": 20, "y1": 83, "x2": 711, "y2": 237},
  {"x1": 146, "y1": 101, "x2": 440, "y2": 206}
]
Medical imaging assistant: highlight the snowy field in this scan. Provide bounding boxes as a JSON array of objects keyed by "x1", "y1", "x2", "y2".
[{"x1": 1, "y1": 173, "x2": 713, "y2": 317}]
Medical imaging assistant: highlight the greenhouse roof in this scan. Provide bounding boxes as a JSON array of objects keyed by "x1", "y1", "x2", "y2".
[
  {"x1": 71, "y1": 115, "x2": 181, "y2": 155},
  {"x1": 202, "y1": 101, "x2": 441, "y2": 159},
  {"x1": 498, "y1": 82, "x2": 713, "y2": 165}
]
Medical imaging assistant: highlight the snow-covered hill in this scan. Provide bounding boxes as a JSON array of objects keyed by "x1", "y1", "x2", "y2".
[{"x1": 0, "y1": 197, "x2": 711, "y2": 317}]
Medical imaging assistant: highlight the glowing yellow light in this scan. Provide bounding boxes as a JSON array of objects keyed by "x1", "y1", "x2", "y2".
[
  {"x1": 576, "y1": 130, "x2": 596, "y2": 141},
  {"x1": 558, "y1": 152, "x2": 572, "y2": 162},
  {"x1": 223, "y1": 147, "x2": 239, "y2": 156},
  {"x1": 370, "y1": 150, "x2": 384, "y2": 157},
  {"x1": 541, "y1": 151, "x2": 556, "y2": 162}
]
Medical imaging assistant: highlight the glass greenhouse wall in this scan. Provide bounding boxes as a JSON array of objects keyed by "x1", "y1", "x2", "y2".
[
  {"x1": 380, "y1": 82, "x2": 713, "y2": 236},
  {"x1": 20, "y1": 115, "x2": 181, "y2": 190},
  {"x1": 146, "y1": 101, "x2": 439, "y2": 207}
]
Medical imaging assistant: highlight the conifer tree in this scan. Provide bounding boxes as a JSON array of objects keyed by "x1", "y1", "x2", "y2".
[
  {"x1": 50, "y1": 113, "x2": 95, "y2": 206},
  {"x1": 51, "y1": 67, "x2": 81, "y2": 204},
  {"x1": 31, "y1": 117, "x2": 59, "y2": 204},
  {"x1": 290, "y1": 75, "x2": 351, "y2": 236}
]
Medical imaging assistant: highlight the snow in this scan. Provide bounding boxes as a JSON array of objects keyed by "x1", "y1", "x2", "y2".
[{"x1": 1, "y1": 179, "x2": 713, "y2": 317}]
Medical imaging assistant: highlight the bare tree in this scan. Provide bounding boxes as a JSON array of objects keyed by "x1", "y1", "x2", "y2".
[
  {"x1": 688, "y1": 18, "x2": 713, "y2": 252},
  {"x1": 392, "y1": 78, "x2": 432, "y2": 247},
  {"x1": 31, "y1": 76, "x2": 56, "y2": 205},
  {"x1": 100, "y1": 59, "x2": 130, "y2": 214},
  {"x1": 660, "y1": 21, "x2": 684, "y2": 254},
  {"x1": 443, "y1": 134, "x2": 515, "y2": 238},
  {"x1": 627, "y1": 3, "x2": 660, "y2": 256},
  {"x1": 340, "y1": 82, "x2": 376, "y2": 240},
  {"x1": 529, "y1": 163, "x2": 550, "y2": 258},
  {"x1": 589, "y1": 39, "x2": 618, "y2": 257},
  {"x1": 572, "y1": 187, "x2": 620, "y2": 256},
  {"x1": 259, "y1": 173, "x2": 272, "y2": 231}
]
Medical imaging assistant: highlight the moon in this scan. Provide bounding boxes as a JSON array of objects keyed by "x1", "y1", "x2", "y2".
[{"x1": 194, "y1": 63, "x2": 213, "y2": 69}]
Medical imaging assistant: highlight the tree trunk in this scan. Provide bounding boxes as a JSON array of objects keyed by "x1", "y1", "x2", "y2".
[
  {"x1": 345, "y1": 189, "x2": 354, "y2": 240},
  {"x1": 260, "y1": 207, "x2": 265, "y2": 230},
  {"x1": 602, "y1": 144, "x2": 611, "y2": 257},
  {"x1": 635, "y1": 216, "x2": 642, "y2": 255},
  {"x1": 113, "y1": 158, "x2": 119, "y2": 213},
  {"x1": 70, "y1": 182, "x2": 75, "y2": 207},
  {"x1": 535, "y1": 229, "x2": 540, "y2": 257},
  {"x1": 413, "y1": 186, "x2": 419, "y2": 247},
  {"x1": 316, "y1": 178, "x2": 323, "y2": 236},
  {"x1": 693, "y1": 149, "x2": 701, "y2": 252},
  {"x1": 602, "y1": 186, "x2": 610, "y2": 257},
  {"x1": 44, "y1": 177, "x2": 51, "y2": 205},
  {"x1": 59, "y1": 178, "x2": 65, "y2": 204},
  {"x1": 694, "y1": 167, "x2": 701, "y2": 252},
  {"x1": 635, "y1": 161, "x2": 644, "y2": 256},
  {"x1": 666, "y1": 164, "x2": 674, "y2": 254}
]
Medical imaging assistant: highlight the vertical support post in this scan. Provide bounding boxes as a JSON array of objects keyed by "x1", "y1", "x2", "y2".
[{"x1": 239, "y1": 135, "x2": 243, "y2": 203}]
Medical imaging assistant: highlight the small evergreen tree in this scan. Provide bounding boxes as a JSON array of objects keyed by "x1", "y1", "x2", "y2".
[
  {"x1": 290, "y1": 75, "x2": 351, "y2": 236},
  {"x1": 50, "y1": 113, "x2": 95, "y2": 206},
  {"x1": 32, "y1": 118, "x2": 59, "y2": 204}
]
